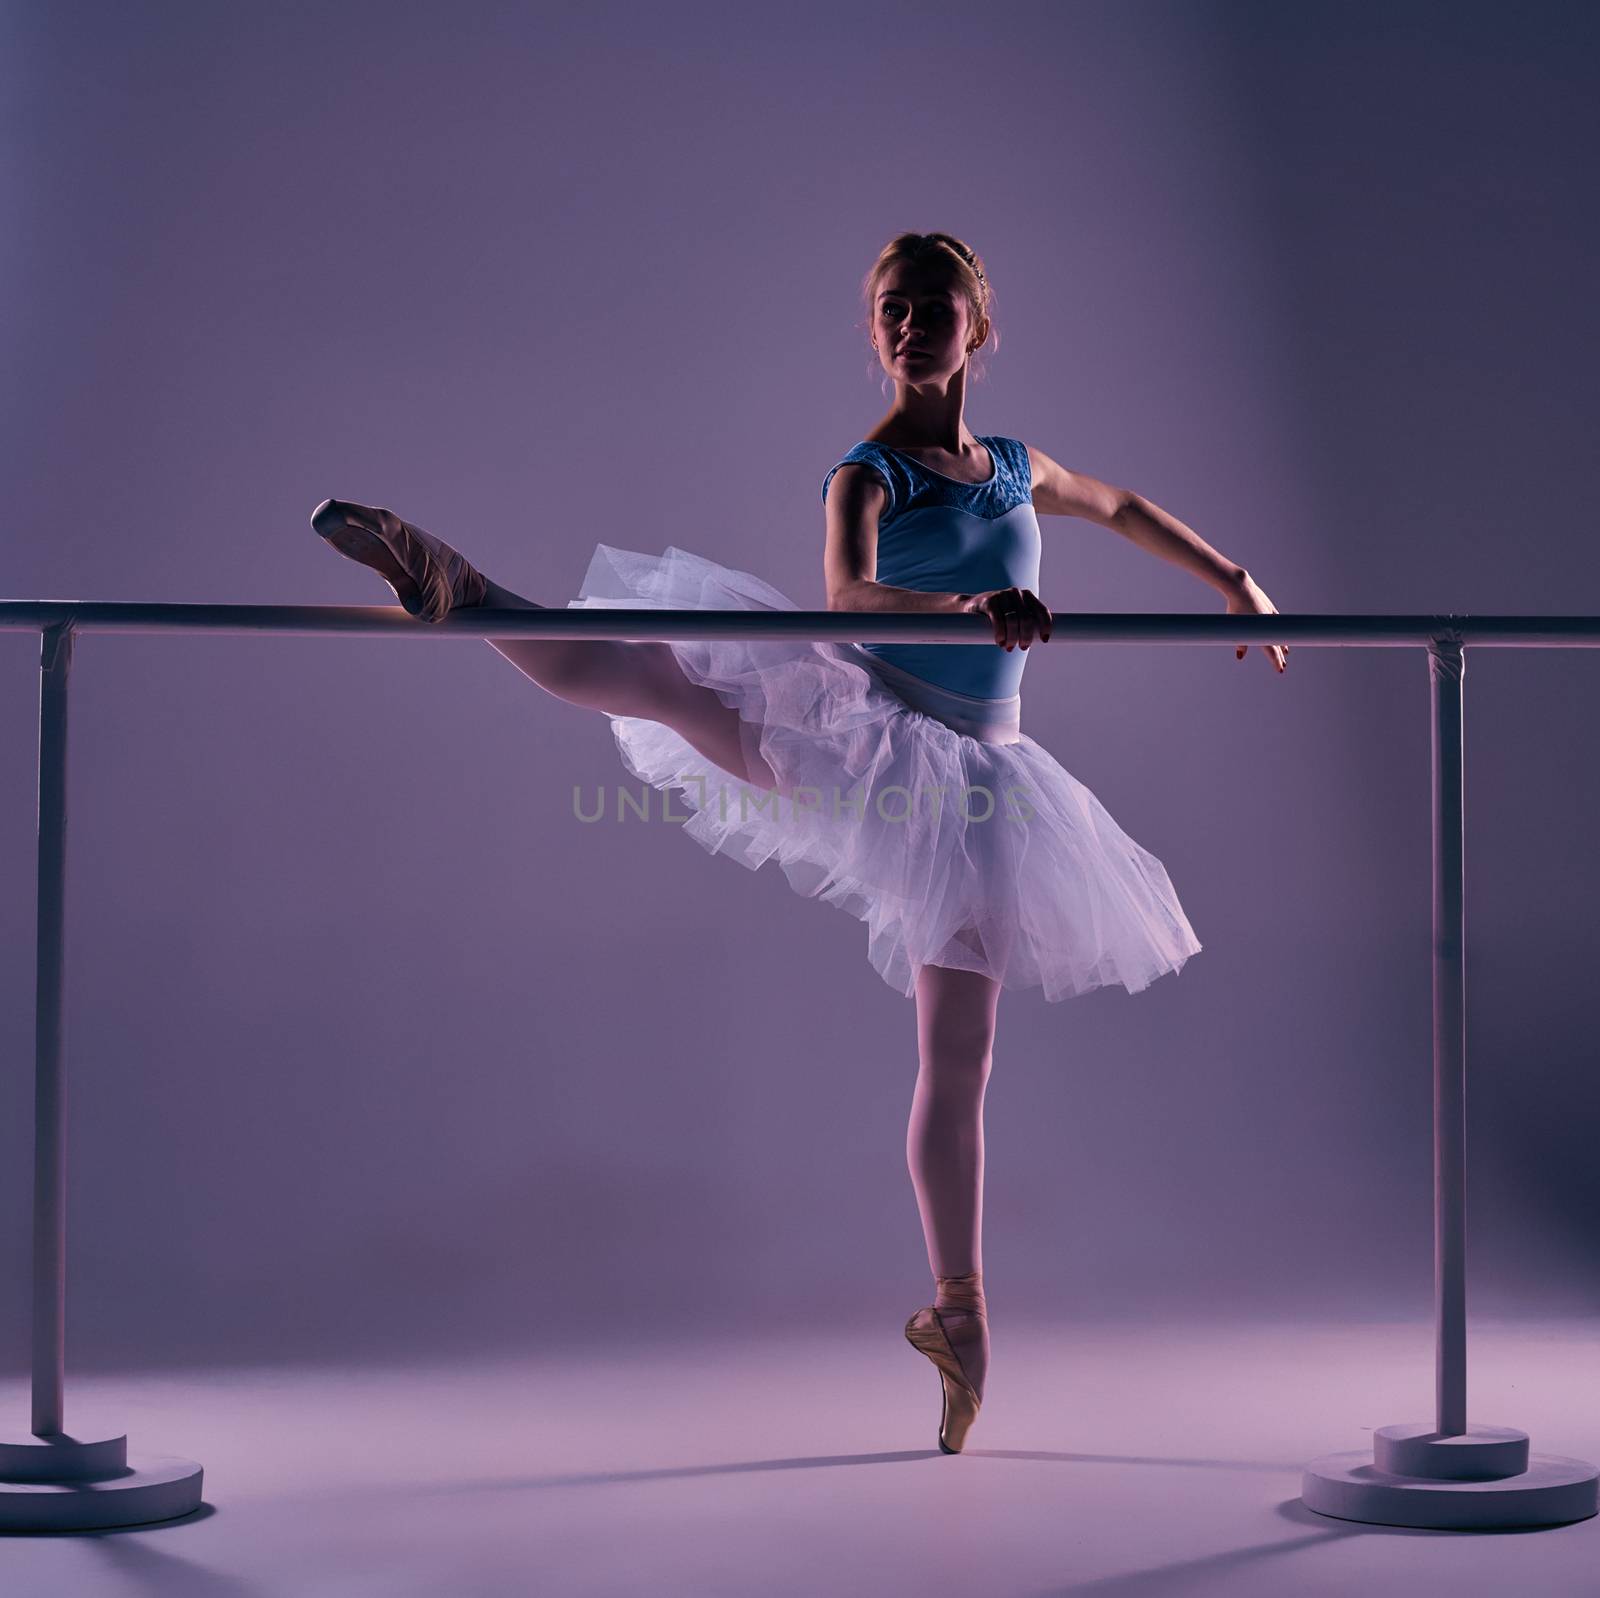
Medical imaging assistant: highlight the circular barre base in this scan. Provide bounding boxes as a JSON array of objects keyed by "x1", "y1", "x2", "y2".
[
  {"x1": 1374, "y1": 1421, "x2": 1530, "y2": 1480},
  {"x1": 0, "y1": 1423, "x2": 130, "y2": 1482},
  {"x1": 0, "y1": 1427, "x2": 203, "y2": 1531},
  {"x1": 1303, "y1": 1448, "x2": 1598, "y2": 1530}
]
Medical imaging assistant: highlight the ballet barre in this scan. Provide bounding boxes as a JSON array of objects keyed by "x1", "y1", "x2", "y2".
[{"x1": 1, "y1": 598, "x2": 1598, "y2": 1532}]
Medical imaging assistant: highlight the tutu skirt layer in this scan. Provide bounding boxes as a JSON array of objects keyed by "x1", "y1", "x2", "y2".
[{"x1": 567, "y1": 544, "x2": 1202, "y2": 1003}]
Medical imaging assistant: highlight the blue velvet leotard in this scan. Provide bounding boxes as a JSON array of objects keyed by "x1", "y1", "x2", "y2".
[{"x1": 820, "y1": 435, "x2": 1041, "y2": 701}]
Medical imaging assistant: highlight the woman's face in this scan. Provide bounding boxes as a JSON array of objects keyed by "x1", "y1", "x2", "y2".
[{"x1": 871, "y1": 267, "x2": 980, "y2": 384}]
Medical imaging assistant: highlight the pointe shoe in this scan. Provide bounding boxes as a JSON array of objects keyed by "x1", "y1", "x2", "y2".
[
  {"x1": 904, "y1": 1304, "x2": 985, "y2": 1454},
  {"x1": 311, "y1": 498, "x2": 488, "y2": 624}
]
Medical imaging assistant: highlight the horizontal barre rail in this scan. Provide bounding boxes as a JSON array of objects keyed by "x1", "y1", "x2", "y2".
[{"x1": 4, "y1": 599, "x2": 1600, "y2": 644}]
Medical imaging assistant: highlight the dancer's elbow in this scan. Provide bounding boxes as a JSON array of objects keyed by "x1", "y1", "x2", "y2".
[{"x1": 828, "y1": 578, "x2": 875, "y2": 611}]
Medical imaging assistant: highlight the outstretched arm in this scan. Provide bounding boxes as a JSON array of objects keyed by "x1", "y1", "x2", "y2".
[
  {"x1": 1024, "y1": 443, "x2": 1244, "y2": 594},
  {"x1": 1025, "y1": 443, "x2": 1288, "y2": 672}
]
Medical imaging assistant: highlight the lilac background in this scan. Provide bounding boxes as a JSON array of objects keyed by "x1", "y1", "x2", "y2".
[{"x1": 1, "y1": 0, "x2": 1596, "y2": 1375}]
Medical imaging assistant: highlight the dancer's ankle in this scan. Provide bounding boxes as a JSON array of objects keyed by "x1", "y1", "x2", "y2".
[
  {"x1": 477, "y1": 576, "x2": 546, "y2": 612},
  {"x1": 934, "y1": 1268, "x2": 986, "y2": 1317}
]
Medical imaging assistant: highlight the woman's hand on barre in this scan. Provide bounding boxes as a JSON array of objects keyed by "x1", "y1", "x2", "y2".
[
  {"x1": 1224, "y1": 573, "x2": 1289, "y2": 674},
  {"x1": 965, "y1": 588, "x2": 1053, "y2": 651}
]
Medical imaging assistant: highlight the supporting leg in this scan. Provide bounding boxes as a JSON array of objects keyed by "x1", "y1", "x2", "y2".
[{"x1": 908, "y1": 959, "x2": 1001, "y2": 1401}]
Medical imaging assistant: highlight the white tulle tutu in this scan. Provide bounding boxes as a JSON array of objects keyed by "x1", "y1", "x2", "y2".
[{"x1": 566, "y1": 543, "x2": 1203, "y2": 1003}]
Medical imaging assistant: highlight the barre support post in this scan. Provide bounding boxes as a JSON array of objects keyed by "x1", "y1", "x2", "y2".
[
  {"x1": 0, "y1": 621, "x2": 205, "y2": 1531},
  {"x1": 1300, "y1": 631, "x2": 1597, "y2": 1528}
]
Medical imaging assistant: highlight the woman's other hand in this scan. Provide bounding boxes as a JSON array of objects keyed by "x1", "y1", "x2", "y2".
[{"x1": 1225, "y1": 573, "x2": 1289, "y2": 673}]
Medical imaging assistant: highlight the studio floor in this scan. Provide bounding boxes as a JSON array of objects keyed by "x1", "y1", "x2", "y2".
[{"x1": 1, "y1": 1317, "x2": 1596, "y2": 1596}]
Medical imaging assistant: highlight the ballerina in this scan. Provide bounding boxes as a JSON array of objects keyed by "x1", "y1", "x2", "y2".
[{"x1": 310, "y1": 230, "x2": 1288, "y2": 1454}]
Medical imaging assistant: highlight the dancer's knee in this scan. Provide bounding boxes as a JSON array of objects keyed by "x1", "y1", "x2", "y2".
[
  {"x1": 916, "y1": 1043, "x2": 993, "y2": 1094},
  {"x1": 915, "y1": 962, "x2": 1000, "y2": 1079}
]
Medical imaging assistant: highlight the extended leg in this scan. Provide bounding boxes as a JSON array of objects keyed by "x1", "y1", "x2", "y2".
[
  {"x1": 908, "y1": 959, "x2": 1001, "y2": 1401},
  {"x1": 310, "y1": 497, "x2": 783, "y2": 792},
  {"x1": 476, "y1": 576, "x2": 782, "y2": 794}
]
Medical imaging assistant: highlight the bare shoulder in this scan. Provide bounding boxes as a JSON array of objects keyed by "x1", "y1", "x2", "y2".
[
  {"x1": 821, "y1": 462, "x2": 887, "y2": 604},
  {"x1": 823, "y1": 459, "x2": 888, "y2": 507},
  {"x1": 1022, "y1": 442, "x2": 1130, "y2": 525}
]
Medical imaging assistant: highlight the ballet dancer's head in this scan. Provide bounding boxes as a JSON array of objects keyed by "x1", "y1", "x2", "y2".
[{"x1": 861, "y1": 232, "x2": 998, "y2": 394}]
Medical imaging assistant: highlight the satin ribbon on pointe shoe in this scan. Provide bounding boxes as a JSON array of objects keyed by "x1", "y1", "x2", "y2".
[{"x1": 934, "y1": 1269, "x2": 987, "y2": 1318}]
